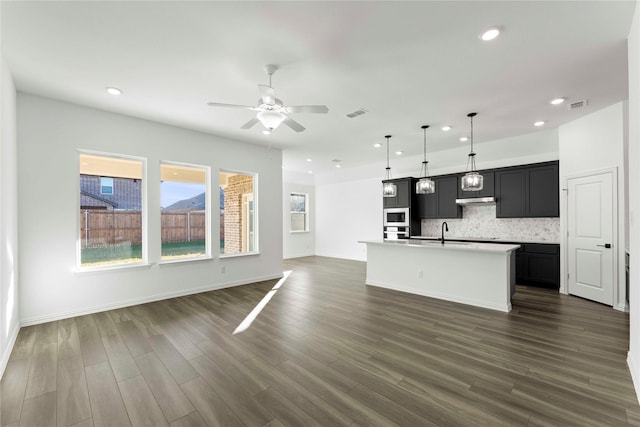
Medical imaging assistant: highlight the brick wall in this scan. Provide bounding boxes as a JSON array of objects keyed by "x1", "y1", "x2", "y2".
[
  {"x1": 80, "y1": 174, "x2": 142, "y2": 210},
  {"x1": 223, "y1": 175, "x2": 253, "y2": 254}
]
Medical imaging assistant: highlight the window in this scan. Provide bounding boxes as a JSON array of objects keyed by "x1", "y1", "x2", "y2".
[
  {"x1": 290, "y1": 193, "x2": 309, "y2": 232},
  {"x1": 79, "y1": 153, "x2": 145, "y2": 267},
  {"x1": 100, "y1": 177, "x2": 114, "y2": 195},
  {"x1": 161, "y1": 163, "x2": 209, "y2": 261},
  {"x1": 220, "y1": 171, "x2": 257, "y2": 255}
]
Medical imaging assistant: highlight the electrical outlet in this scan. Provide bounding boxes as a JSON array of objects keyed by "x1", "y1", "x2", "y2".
[
  {"x1": 221, "y1": 265, "x2": 226, "y2": 274},
  {"x1": 418, "y1": 269, "x2": 423, "y2": 278}
]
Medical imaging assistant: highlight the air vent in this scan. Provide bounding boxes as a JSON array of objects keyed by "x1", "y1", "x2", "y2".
[
  {"x1": 568, "y1": 99, "x2": 588, "y2": 111},
  {"x1": 345, "y1": 108, "x2": 368, "y2": 118}
]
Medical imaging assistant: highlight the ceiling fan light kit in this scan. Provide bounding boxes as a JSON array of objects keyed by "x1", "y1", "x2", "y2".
[
  {"x1": 461, "y1": 112, "x2": 484, "y2": 192},
  {"x1": 383, "y1": 135, "x2": 397, "y2": 198},
  {"x1": 416, "y1": 125, "x2": 435, "y2": 195},
  {"x1": 207, "y1": 64, "x2": 328, "y2": 133},
  {"x1": 256, "y1": 110, "x2": 285, "y2": 130}
]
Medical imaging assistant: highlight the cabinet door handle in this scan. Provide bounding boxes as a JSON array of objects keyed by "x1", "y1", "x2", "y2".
[{"x1": 596, "y1": 243, "x2": 612, "y2": 249}]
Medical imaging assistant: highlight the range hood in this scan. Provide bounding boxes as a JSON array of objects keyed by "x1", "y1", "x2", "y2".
[{"x1": 455, "y1": 197, "x2": 496, "y2": 206}]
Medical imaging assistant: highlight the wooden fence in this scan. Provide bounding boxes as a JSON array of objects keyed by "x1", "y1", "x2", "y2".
[{"x1": 80, "y1": 210, "x2": 214, "y2": 248}]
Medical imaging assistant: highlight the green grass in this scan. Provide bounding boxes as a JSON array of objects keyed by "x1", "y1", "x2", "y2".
[{"x1": 81, "y1": 241, "x2": 208, "y2": 266}]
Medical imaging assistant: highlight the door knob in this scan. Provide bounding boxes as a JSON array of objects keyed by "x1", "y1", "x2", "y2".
[{"x1": 597, "y1": 243, "x2": 612, "y2": 249}]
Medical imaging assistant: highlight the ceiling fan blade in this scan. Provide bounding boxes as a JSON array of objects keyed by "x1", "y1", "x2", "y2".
[
  {"x1": 258, "y1": 84, "x2": 276, "y2": 106},
  {"x1": 207, "y1": 102, "x2": 256, "y2": 110},
  {"x1": 240, "y1": 117, "x2": 260, "y2": 129},
  {"x1": 282, "y1": 117, "x2": 306, "y2": 132},
  {"x1": 285, "y1": 105, "x2": 329, "y2": 114}
]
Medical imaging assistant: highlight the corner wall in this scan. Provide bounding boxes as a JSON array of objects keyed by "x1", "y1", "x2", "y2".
[
  {"x1": 0, "y1": 56, "x2": 20, "y2": 377},
  {"x1": 627, "y1": 0, "x2": 640, "y2": 403},
  {"x1": 17, "y1": 93, "x2": 283, "y2": 325},
  {"x1": 558, "y1": 102, "x2": 627, "y2": 309}
]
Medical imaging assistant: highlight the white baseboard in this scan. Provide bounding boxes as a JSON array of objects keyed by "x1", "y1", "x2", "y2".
[
  {"x1": 628, "y1": 351, "x2": 640, "y2": 405},
  {"x1": 1, "y1": 322, "x2": 20, "y2": 379},
  {"x1": 20, "y1": 273, "x2": 283, "y2": 327}
]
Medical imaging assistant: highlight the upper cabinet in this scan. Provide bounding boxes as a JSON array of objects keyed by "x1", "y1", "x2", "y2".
[
  {"x1": 495, "y1": 161, "x2": 559, "y2": 218},
  {"x1": 417, "y1": 175, "x2": 462, "y2": 219},
  {"x1": 382, "y1": 178, "x2": 413, "y2": 208},
  {"x1": 457, "y1": 171, "x2": 495, "y2": 199}
]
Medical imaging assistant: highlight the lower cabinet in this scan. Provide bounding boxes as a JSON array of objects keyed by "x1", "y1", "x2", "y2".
[{"x1": 515, "y1": 243, "x2": 560, "y2": 289}]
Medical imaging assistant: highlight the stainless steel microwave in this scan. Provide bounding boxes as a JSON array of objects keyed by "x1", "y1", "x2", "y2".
[{"x1": 383, "y1": 208, "x2": 410, "y2": 227}]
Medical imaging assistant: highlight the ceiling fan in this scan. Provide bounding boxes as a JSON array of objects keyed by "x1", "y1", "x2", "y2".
[{"x1": 207, "y1": 64, "x2": 328, "y2": 133}]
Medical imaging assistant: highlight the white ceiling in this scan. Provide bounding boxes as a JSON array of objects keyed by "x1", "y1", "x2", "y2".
[{"x1": 1, "y1": 1, "x2": 634, "y2": 174}]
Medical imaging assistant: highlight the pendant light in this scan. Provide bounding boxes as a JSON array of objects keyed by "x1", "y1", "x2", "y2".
[
  {"x1": 461, "y1": 112, "x2": 484, "y2": 191},
  {"x1": 382, "y1": 135, "x2": 397, "y2": 197},
  {"x1": 416, "y1": 125, "x2": 435, "y2": 194}
]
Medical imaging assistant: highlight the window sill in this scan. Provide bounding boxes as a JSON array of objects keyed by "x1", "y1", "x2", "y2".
[
  {"x1": 74, "y1": 262, "x2": 152, "y2": 275},
  {"x1": 159, "y1": 256, "x2": 215, "y2": 266},
  {"x1": 219, "y1": 251, "x2": 260, "y2": 259},
  {"x1": 290, "y1": 230, "x2": 310, "y2": 234}
]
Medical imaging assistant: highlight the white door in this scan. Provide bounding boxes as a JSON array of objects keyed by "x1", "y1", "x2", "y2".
[{"x1": 567, "y1": 171, "x2": 615, "y2": 305}]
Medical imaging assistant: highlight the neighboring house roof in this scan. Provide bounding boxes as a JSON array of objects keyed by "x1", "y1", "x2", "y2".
[
  {"x1": 81, "y1": 191, "x2": 118, "y2": 208},
  {"x1": 163, "y1": 192, "x2": 205, "y2": 211}
]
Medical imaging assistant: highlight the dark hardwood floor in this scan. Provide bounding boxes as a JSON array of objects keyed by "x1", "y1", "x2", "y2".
[{"x1": 2, "y1": 256, "x2": 639, "y2": 426}]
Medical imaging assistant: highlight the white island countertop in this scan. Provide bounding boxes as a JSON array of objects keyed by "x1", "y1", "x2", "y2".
[
  {"x1": 360, "y1": 239, "x2": 520, "y2": 253},
  {"x1": 410, "y1": 235, "x2": 559, "y2": 245}
]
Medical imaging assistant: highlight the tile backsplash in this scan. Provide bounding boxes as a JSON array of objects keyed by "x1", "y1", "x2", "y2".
[{"x1": 420, "y1": 204, "x2": 560, "y2": 243}]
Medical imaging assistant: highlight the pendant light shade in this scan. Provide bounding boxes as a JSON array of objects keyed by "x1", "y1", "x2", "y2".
[
  {"x1": 416, "y1": 125, "x2": 435, "y2": 194},
  {"x1": 382, "y1": 135, "x2": 397, "y2": 197},
  {"x1": 461, "y1": 112, "x2": 484, "y2": 192}
]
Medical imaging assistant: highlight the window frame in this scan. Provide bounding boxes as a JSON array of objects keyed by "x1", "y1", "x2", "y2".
[
  {"x1": 100, "y1": 177, "x2": 114, "y2": 195},
  {"x1": 159, "y1": 161, "x2": 211, "y2": 264},
  {"x1": 219, "y1": 169, "x2": 259, "y2": 258},
  {"x1": 77, "y1": 150, "x2": 148, "y2": 271},
  {"x1": 290, "y1": 192, "x2": 310, "y2": 233}
]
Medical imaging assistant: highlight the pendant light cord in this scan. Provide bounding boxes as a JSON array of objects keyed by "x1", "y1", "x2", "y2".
[
  {"x1": 467, "y1": 112, "x2": 478, "y2": 172},
  {"x1": 385, "y1": 135, "x2": 392, "y2": 180}
]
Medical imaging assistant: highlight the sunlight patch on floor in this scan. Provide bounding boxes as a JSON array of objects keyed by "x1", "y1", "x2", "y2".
[{"x1": 233, "y1": 270, "x2": 292, "y2": 335}]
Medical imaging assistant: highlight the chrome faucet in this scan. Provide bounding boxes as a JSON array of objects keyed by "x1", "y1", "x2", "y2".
[{"x1": 441, "y1": 221, "x2": 449, "y2": 244}]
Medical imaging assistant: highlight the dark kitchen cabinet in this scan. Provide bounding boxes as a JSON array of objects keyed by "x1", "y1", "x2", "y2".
[
  {"x1": 516, "y1": 243, "x2": 560, "y2": 289},
  {"x1": 437, "y1": 175, "x2": 463, "y2": 218},
  {"x1": 495, "y1": 161, "x2": 559, "y2": 218},
  {"x1": 527, "y1": 163, "x2": 560, "y2": 217},
  {"x1": 457, "y1": 171, "x2": 495, "y2": 198},
  {"x1": 417, "y1": 175, "x2": 462, "y2": 219},
  {"x1": 383, "y1": 178, "x2": 412, "y2": 208},
  {"x1": 495, "y1": 168, "x2": 526, "y2": 217}
]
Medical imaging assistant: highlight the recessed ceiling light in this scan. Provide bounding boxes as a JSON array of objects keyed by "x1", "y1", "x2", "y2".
[
  {"x1": 308, "y1": 170, "x2": 313, "y2": 174},
  {"x1": 534, "y1": 121, "x2": 545, "y2": 127},
  {"x1": 550, "y1": 97, "x2": 566, "y2": 105},
  {"x1": 262, "y1": 130, "x2": 271, "y2": 135},
  {"x1": 106, "y1": 87, "x2": 122, "y2": 96},
  {"x1": 460, "y1": 137, "x2": 469, "y2": 142},
  {"x1": 395, "y1": 151, "x2": 403, "y2": 155},
  {"x1": 480, "y1": 27, "x2": 501, "y2": 41},
  {"x1": 373, "y1": 143, "x2": 382, "y2": 148},
  {"x1": 441, "y1": 126, "x2": 452, "y2": 132},
  {"x1": 306, "y1": 158, "x2": 312, "y2": 162},
  {"x1": 335, "y1": 164, "x2": 341, "y2": 168}
]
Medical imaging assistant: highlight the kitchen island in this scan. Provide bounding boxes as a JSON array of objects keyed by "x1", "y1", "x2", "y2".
[{"x1": 359, "y1": 239, "x2": 520, "y2": 312}]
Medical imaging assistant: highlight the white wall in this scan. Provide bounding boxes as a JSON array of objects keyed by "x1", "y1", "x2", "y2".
[
  {"x1": 558, "y1": 102, "x2": 627, "y2": 309},
  {"x1": 17, "y1": 94, "x2": 283, "y2": 325},
  {"x1": 0, "y1": 57, "x2": 20, "y2": 377},
  {"x1": 314, "y1": 129, "x2": 559, "y2": 261},
  {"x1": 316, "y1": 177, "x2": 381, "y2": 261},
  {"x1": 283, "y1": 170, "x2": 315, "y2": 259},
  {"x1": 627, "y1": 0, "x2": 640, "y2": 403}
]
